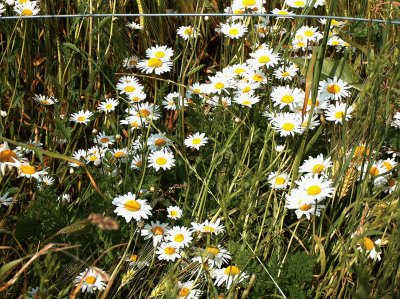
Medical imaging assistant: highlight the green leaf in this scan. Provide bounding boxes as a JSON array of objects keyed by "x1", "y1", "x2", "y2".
[{"x1": 0, "y1": 257, "x2": 29, "y2": 280}]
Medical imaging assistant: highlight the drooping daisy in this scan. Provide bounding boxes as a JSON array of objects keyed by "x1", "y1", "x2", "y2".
[
  {"x1": 177, "y1": 281, "x2": 203, "y2": 299},
  {"x1": 156, "y1": 242, "x2": 181, "y2": 261},
  {"x1": 177, "y1": 25, "x2": 199, "y2": 40},
  {"x1": 145, "y1": 45, "x2": 174, "y2": 61},
  {"x1": 382, "y1": 157, "x2": 397, "y2": 172},
  {"x1": 212, "y1": 265, "x2": 248, "y2": 288},
  {"x1": 131, "y1": 154, "x2": 145, "y2": 170},
  {"x1": 14, "y1": 1, "x2": 40, "y2": 16},
  {"x1": 136, "y1": 58, "x2": 173, "y2": 75},
  {"x1": 95, "y1": 132, "x2": 115, "y2": 148},
  {"x1": 300, "y1": 112, "x2": 320, "y2": 131},
  {"x1": 97, "y1": 98, "x2": 119, "y2": 113},
  {"x1": 192, "y1": 218, "x2": 225, "y2": 235},
  {"x1": 271, "y1": 112, "x2": 303, "y2": 137},
  {"x1": 125, "y1": 253, "x2": 149, "y2": 269},
  {"x1": 148, "y1": 149, "x2": 175, "y2": 171},
  {"x1": 74, "y1": 268, "x2": 107, "y2": 293},
  {"x1": 141, "y1": 220, "x2": 169, "y2": 246},
  {"x1": 357, "y1": 237, "x2": 382, "y2": 261},
  {"x1": 33, "y1": 94, "x2": 58, "y2": 105},
  {"x1": 295, "y1": 174, "x2": 335, "y2": 201},
  {"x1": 285, "y1": 188, "x2": 324, "y2": 220},
  {"x1": 247, "y1": 47, "x2": 280, "y2": 69},
  {"x1": 85, "y1": 146, "x2": 104, "y2": 166},
  {"x1": 184, "y1": 132, "x2": 208, "y2": 150},
  {"x1": 220, "y1": 22, "x2": 248, "y2": 39},
  {"x1": 268, "y1": 172, "x2": 290, "y2": 189},
  {"x1": 318, "y1": 77, "x2": 351, "y2": 101},
  {"x1": 359, "y1": 161, "x2": 388, "y2": 186},
  {"x1": 299, "y1": 154, "x2": 332, "y2": 175},
  {"x1": 273, "y1": 64, "x2": 299, "y2": 81},
  {"x1": 271, "y1": 85, "x2": 304, "y2": 110},
  {"x1": 166, "y1": 226, "x2": 193, "y2": 248},
  {"x1": 147, "y1": 133, "x2": 172, "y2": 152},
  {"x1": 325, "y1": 102, "x2": 354, "y2": 124},
  {"x1": 167, "y1": 205, "x2": 183, "y2": 219},
  {"x1": 112, "y1": 192, "x2": 152, "y2": 222},
  {"x1": 123, "y1": 55, "x2": 139, "y2": 69},
  {"x1": 162, "y1": 92, "x2": 187, "y2": 111},
  {"x1": 70, "y1": 110, "x2": 94, "y2": 125}
]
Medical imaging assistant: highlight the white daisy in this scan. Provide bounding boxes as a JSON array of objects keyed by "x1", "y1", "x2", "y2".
[
  {"x1": 6, "y1": 159, "x2": 47, "y2": 180},
  {"x1": 300, "y1": 112, "x2": 320, "y2": 131},
  {"x1": 285, "y1": 188, "x2": 325, "y2": 220},
  {"x1": 212, "y1": 265, "x2": 248, "y2": 288},
  {"x1": 147, "y1": 133, "x2": 172, "y2": 152},
  {"x1": 74, "y1": 268, "x2": 107, "y2": 293},
  {"x1": 207, "y1": 75, "x2": 232, "y2": 94},
  {"x1": 33, "y1": 94, "x2": 58, "y2": 105},
  {"x1": 123, "y1": 55, "x2": 139, "y2": 69},
  {"x1": 295, "y1": 26, "x2": 323, "y2": 43},
  {"x1": 14, "y1": 1, "x2": 40, "y2": 16},
  {"x1": 128, "y1": 102, "x2": 161, "y2": 121},
  {"x1": 148, "y1": 149, "x2": 175, "y2": 171},
  {"x1": 131, "y1": 154, "x2": 145, "y2": 170},
  {"x1": 126, "y1": 90, "x2": 147, "y2": 103},
  {"x1": 110, "y1": 148, "x2": 129, "y2": 161},
  {"x1": 177, "y1": 25, "x2": 199, "y2": 40},
  {"x1": 271, "y1": 8, "x2": 295, "y2": 19},
  {"x1": 145, "y1": 45, "x2": 174, "y2": 61},
  {"x1": 271, "y1": 85, "x2": 304, "y2": 110},
  {"x1": 156, "y1": 242, "x2": 181, "y2": 261},
  {"x1": 166, "y1": 226, "x2": 193, "y2": 248},
  {"x1": 167, "y1": 205, "x2": 183, "y2": 219},
  {"x1": 271, "y1": 112, "x2": 303, "y2": 137},
  {"x1": 177, "y1": 281, "x2": 203, "y2": 299},
  {"x1": 268, "y1": 172, "x2": 290, "y2": 189},
  {"x1": 247, "y1": 47, "x2": 280, "y2": 69},
  {"x1": 120, "y1": 115, "x2": 148, "y2": 130},
  {"x1": 0, "y1": 192, "x2": 13, "y2": 206},
  {"x1": 318, "y1": 77, "x2": 351, "y2": 101},
  {"x1": 299, "y1": 154, "x2": 332, "y2": 175},
  {"x1": 220, "y1": 22, "x2": 248, "y2": 39},
  {"x1": 325, "y1": 102, "x2": 354, "y2": 124},
  {"x1": 184, "y1": 132, "x2": 208, "y2": 150},
  {"x1": 95, "y1": 132, "x2": 115, "y2": 148},
  {"x1": 192, "y1": 218, "x2": 225, "y2": 235},
  {"x1": 137, "y1": 58, "x2": 172, "y2": 75},
  {"x1": 357, "y1": 237, "x2": 382, "y2": 261},
  {"x1": 273, "y1": 65, "x2": 299, "y2": 81},
  {"x1": 116, "y1": 76, "x2": 143, "y2": 95},
  {"x1": 141, "y1": 220, "x2": 169, "y2": 246},
  {"x1": 201, "y1": 245, "x2": 231, "y2": 268},
  {"x1": 69, "y1": 110, "x2": 94, "y2": 125},
  {"x1": 295, "y1": 174, "x2": 335, "y2": 202},
  {"x1": 127, "y1": 21, "x2": 143, "y2": 30},
  {"x1": 112, "y1": 192, "x2": 152, "y2": 222},
  {"x1": 97, "y1": 98, "x2": 119, "y2": 113}
]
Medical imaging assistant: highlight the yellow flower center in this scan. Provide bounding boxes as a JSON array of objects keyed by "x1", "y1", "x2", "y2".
[
  {"x1": 297, "y1": 41, "x2": 306, "y2": 47},
  {"x1": 242, "y1": 0, "x2": 256, "y2": 6},
  {"x1": 253, "y1": 74, "x2": 263, "y2": 82},
  {"x1": 20, "y1": 165, "x2": 36, "y2": 175},
  {"x1": 369, "y1": 166, "x2": 380, "y2": 176},
  {"x1": 242, "y1": 100, "x2": 252, "y2": 106},
  {"x1": 203, "y1": 225, "x2": 215, "y2": 233},
  {"x1": 85, "y1": 275, "x2": 96, "y2": 285},
  {"x1": 77, "y1": 116, "x2": 86, "y2": 122},
  {"x1": 331, "y1": 40, "x2": 340, "y2": 46},
  {"x1": 89, "y1": 155, "x2": 97, "y2": 162},
  {"x1": 334, "y1": 111, "x2": 345, "y2": 119},
  {"x1": 100, "y1": 137, "x2": 109, "y2": 143},
  {"x1": 278, "y1": 10, "x2": 289, "y2": 15},
  {"x1": 242, "y1": 86, "x2": 251, "y2": 93},
  {"x1": 114, "y1": 151, "x2": 126, "y2": 159},
  {"x1": 224, "y1": 266, "x2": 240, "y2": 276},
  {"x1": 0, "y1": 149, "x2": 17, "y2": 163},
  {"x1": 327, "y1": 84, "x2": 341, "y2": 94},
  {"x1": 42, "y1": 100, "x2": 50, "y2": 105},
  {"x1": 147, "y1": 58, "x2": 163, "y2": 68},
  {"x1": 299, "y1": 203, "x2": 312, "y2": 211},
  {"x1": 130, "y1": 254, "x2": 138, "y2": 262},
  {"x1": 363, "y1": 237, "x2": 375, "y2": 251},
  {"x1": 193, "y1": 88, "x2": 201, "y2": 94},
  {"x1": 282, "y1": 123, "x2": 295, "y2": 131},
  {"x1": 22, "y1": 9, "x2": 33, "y2": 16},
  {"x1": 155, "y1": 157, "x2": 167, "y2": 165},
  {"x1": 281, "y1": 95, "x2": 294, "y2": 104},
  {"x1": 155, "y1": 138, "x2": 167, "y2": 147},
  {"x1": 174, "y1": 234, "x2": 185, "y2": 242},
  {"x1": 214, "y1": 82, "x2": 224, "y2": 89},
  {"x1": 105, "y1": 104, "x2": 113, "y2": 110},
  {"x1": 170, "y1": 210, "x2": 179, "y2": 217},
  {"x1": 312, "y1": 164, "x2": 325, "y2": 173},
  {"x1": 383, "y1": 161, "x2": 392, "y2": 171},
  {"x1": 179, "y1": 287, "x2": 191, "y2": 297},
  {"x1": 307, "y1": 185, "x2": 321, "y2": 196},
  {"x1": 138, "y1": 109, "x2": 151, "y2": 118},
  {"x1": 131, "y1": 96, "x2": 141, "y2": 102},
  {"x1": 258, "y1": 56, "x2": 271, "y2": 64},
  {"x1": 294, "y1": 0, "x2": 305, "y2": 6},
  {"x1": 135, "y1": 161, "x2": 142, "y2": 167},
  {"x1": 275, "y1": 177, "x2": 286, "y2": 185},
  {"x1": 131, "y1": 120, "x2": 140, "y2": 127},
  {"x1": 206, "y1": 246, "x2": 220, "y2": 255},
  {"x1": 124, "y1": 200, "x2": 141, "y2": 212},
  {"x1": 281, "y1": 71, "x2": 290, "y2": 77},
  {"x1": 192, "y1": 138, "x2": 202, "y2": 145},
  {"x1": 164, "y1": 246, "x2": 176, "y2": 255},
  {"x1": 151, "y1": 226, "x2": 164, "y2": 235},
  {"x1": 155, "y1": 51, "x2": 165, "y2": 58},
  {"x1": 307, "y1": 99, "x2": 320, "y2": 106},
  {"x1": 19, "y1": 0, "x2": 28, "y2": 3},
  {"x1": 125, "y1": 86, "x2": 136, "y2": 93},
  {"x1": 183, "y1": 28, "x2": 193, "y2": 35},
  {"x1": 304, "y1": 30, "x2": 314, "y2": 37},
  {"x1": 234, "y1": 68, "x2": 245, "y2": 75},
  {"x1": 229, "y1": 28, "x2": 239, "y2": 36}
]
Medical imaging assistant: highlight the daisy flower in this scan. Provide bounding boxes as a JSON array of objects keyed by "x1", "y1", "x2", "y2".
[
  {"x1": 357, "y1": 237, "x2": 382, "y2": 261},
  {"x1": 167, "y1": 206, "x2": 183, "y2": 219},
  {"x1": 319, "y1": 18, "x2": 346, "y2": 28},
  {"x1": 120, "y1": 115, "x2": 148, "y2": 130},
  {"x1": 95, "y1": 132, "x2": 115, "y2": 148},
  {"x1": 126, "y1": 90, "x2": 147, "y2": 103},
  {"x1": 270, "y1": 112, "x2": 303, "y2": 137},
  {"x1": 74, "y1": 268, "x2": 107, "y2": 293},
  {"x1": 207, "y1": 75, "x2": 232, "y2": 94},
  {"x1": 97, "y1": 98, "x2": 119, "y2": 113},
  {"x1": 123, "y1": 55, "x2": 139, "y2": 69},
  {"x1": 177, "y1": 25, "x2": 199, "y2": 40},
  {"x1": 213, "y1": 265, "x2": 249, "y2": 288},
  {"x1": 247, "y1": 47, "x2": 280, "y2": 69},
  {"x1": 244, "y1": 69, "x2": 268, "y2": 84},
  {"x1": 127, "y1": 21, "x2": 143, "y2": 30},
  {"x1": 116, "y1": 76, "x2": 143, "y2": 95},
  {"x1": 295, "y1": 26, "x2": 323, "y2": 43},
  {"x1": 234, "y1": 80, "x2": 260, "y2": 95},
  {"x1": 166, "y1": 226, "x2": 193, "y2": 248},
  {"x1": 0, "y1": 4, "x2": 5, "y2": 16},
  {"x1": 271, "y1": 85, "x2": 304, "y2": 110},
  {"x1": 145, "y1": 45, "x2": 174, "y2": 61},
  {"x1": 273, "y1": 65, "x2": 299, "y2": 81},
  {"x1": 125, "y1": 254, "x2": 149, "y2": 269},
  {"x1": 0, "y1": 142, "x2": 19, "y2": 175},
  {"x1": 112, "y1": 192, "x2": 152, "y2": 223},
  {"x1": 391, "y1": 111, "x2": 400, "y2": 129},
  {"x1": 6, "y1": 159, "x2": 47, "y2": 180},
  {"x1": 359, "y1": 161, "x2": 388, "y2": 186},
  {"x1": 177, "y1": 281, "x2": 203, "y2": 299},
  {"x1": 285, "y1": 0, "x2": 307, "y2": 8},
  {"x1": 156, "y1": 242, "x2": 181, "y2": 261},
  {"x1": 33, "y1": 94, "x2": 58, "y2": 105},
  {"x1": 184, "y1": 132, "x2": 208, "y2": 150},
  {"x1": 325, "y1": 102, "x2": 354, "y2": 124},
  {"x1": 70, "y1": 110, "x2": 94, "y2": 125},
  {"x1": 220, "y1": 22, "x2": 248, "y2": 39},
  {"x1": 0, "y1": 192, "x2": 13, "y2": 206},
  {"x1": 318, "y1": 77, "x2": 351, "y2": 101},
  {"x1": 137, "y1": 58, "x2": 172, "y2": 75},
  {"x1": 229, "y1": 63, "x2": 250, "y2": 77},
  {"x1": 268, "y1": 172, "x2": 290, "y2": 189},
  {"x1": 300, "y1": 112, "x2": 320, "y2": 131},
  {"x1": 271, "y1": 8, "x2": 295, "y2": 19},
  {"x1": 110, "y1": 148, "x2": 129, "y2": 161},
  {"x1": 14, "y1": 1, "x2": 40, "y2": 16},
  {"x1": 304, "y1": 96, "x2": 329, "y2": 113},
  {"x1": 285, "y1": 188, "x2": 325, "y2": 220},
  {"x1": 131, "y1": 154, "x2": 145, "y2": 170},
  {"x1": 299, "y1": 154, "x2": 332, "y2": 175},
  {"x1": 162, "y1": 92, "x2": 187, "y2": 111},
  {"x1": 233, "y1": 94, "x2": 261, "y2": 108},
  {"x1": 141, "y1": 220, "x2": 169, "y2": 246},
  {"x1": 40, "y1": 175, "x2": 55, "y2": 186},
  {"x1": 295, "y1": 174, "x2": 335, "y2": 202},
  {"x1": 202, "y1": 245, "x2": 231, "y2": 268},
  {"x1": 382, "y1": 157, "x2": 397, "y2": 172},
  {"x1": 148, "y1": 149, "x2": 175, "y2": 171},
  {"x1": 147, "y1": 133, "x2": 172, "y2": 152},
  {"x1": 128, "y1": 102, "x2": 161, "y2": 121},
  {"x1": 192, "y1": 218, "x2": 225, "y2": 235}
]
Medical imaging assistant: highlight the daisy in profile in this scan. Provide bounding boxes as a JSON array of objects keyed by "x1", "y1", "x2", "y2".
[
  {"x1": 213, "y1": 265, "x2": 248, "y2": 288},
  {"x1": 271, "y1": 112, "x2": 303, "y2": 137},
  {"x1": 233, "y1": 94, "x2": 261, "y2": 108},
  {"x1": 97, "y1": 98, "x2": 119, "y2": 113},
  {"x1": 166, "y1": 226, "x2": 193, "y2": 248},
  {"x1": 156, "y1": 242, "x2": 181, "y2": 261},
  {"x1": 229, "y1": 63, "x2": 250, "y2": 77},
  {"x1": 325, "y1": 102, "x2": 354, "y2": 124},
  {"x1": 268, "y1": 172, "x2": 290, "y2": 189},
  {"x1": 382, "y1": 157, "x2": 397, "y2": 172},
  {"x1": 273, "y1": 65, "x2": 299, "y2": 81},
  {"x1": 33, "y1": 94, "x2": 58, "y2": 105},
  {"x1": 147, "y1": 133, "x2": 172, "y2": 152},
  {"x1": 177, "y1": 25, "x2": 199, "y2": 40},
  {"x1": 285, "y1": 188, "x2": 324, "y2": 220},
  {"x1": 127, "y1": 21, "x2": 143, "y2": 30},
  {"x1": 300, "y1": 112, "x2": 320, "y2": 131},
  {"x1": 131, "y1": 154, "x2": 145, "y2": 170},
  {"x1": 14, "y1": 1, "x2": 40, "y2": 16},
  {"x1": 357, "y1": 237, "x2": 382, "y2": 261},
  {"x1": 112, "y1": 192, "x2": 152, "y2": 222},
  {"x1": 285, "y1": 0, "x2": 307, "y2": 8},
  {"x1": 299, "y1": 154, "x2": 332, "y2": 175},
  {"x1": 177, "y1": 281, "x2": 203, "y2": 299},
  {"x1": 295, "y1": 174, "x2": 335, "y2": 201},
  {"x1": 120, "y1": 115, "x2": 147, "y2": 131},
  {"x1": 148, "y1": 149, "x2": 175, "y2": 171},
  {"x1": 304, "y1": 96, "x2": 329, "y2": 113},
  {"x1": 126, "y1": 90, "x2": 147, "y2": 104},
  {"x1": 220, "y1": 22, "x2": 248, "y2": 39},
  {"x1": 137, "y1": 58, "x2": 172, "y2": 75},
  {"x1": 123, "y1": 55, "x2": 139, "y2": 69},
  {"x1": 167, "y1": 205, "x2": 183, "y2": 219},
  {"x1": 247, "y1": 47, "x2": 280, "y2": 69},
  {"x1": 145, "y1": 45, "x2": 174, "y2": 61},
  {"x1": 271, "y1": 85, "x2": 304, "y2": 110},
  {"x1": 318, "y1": 77, "x2": 351, "y2": 101},
  {"x1": 271, "y1": 8, "x2": 295, "y2": 19},
  {"x1": 232, "y1": 0, "x2": 264, "y2": 10},
  {"x1": 162, "y1": 92, "x2": 187, "y2": 111},
  {"x1": 70, "y1": 110, "x2": 94, "y2": 125},
  {"x1": 95, "y1": 132, "x2": 115, "y2": 148},
  {"x1": 202, "y1": 245, "x2": 231, "y2": 268},
  {"x1": 192, "y1": 218, "x2": 225, "y2": 235},
  {"x1": 125, "y1": 253, "x2": 149, "y2": 269},
  {"x1": 184, "y1": 132, "x2": 208, "y2": 150},
  {"x1": 6, "y1": 159, "x2": 47, "y2": 180},
  {"x1": 74, "y1": 268, "x2": 107, "y2": 293},
  {"x1": 141, "y1": 220, "x2": 169, "y2": 246}
]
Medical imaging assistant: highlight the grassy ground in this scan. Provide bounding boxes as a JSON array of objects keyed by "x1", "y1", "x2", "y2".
[{"x1": 0, "y1": 0, "x2": 400, "y2": 298}]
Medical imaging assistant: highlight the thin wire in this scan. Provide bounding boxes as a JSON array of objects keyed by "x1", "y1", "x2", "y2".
[{"x1": 0, "y1": 13, "x2": 399, "y2": 25}]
